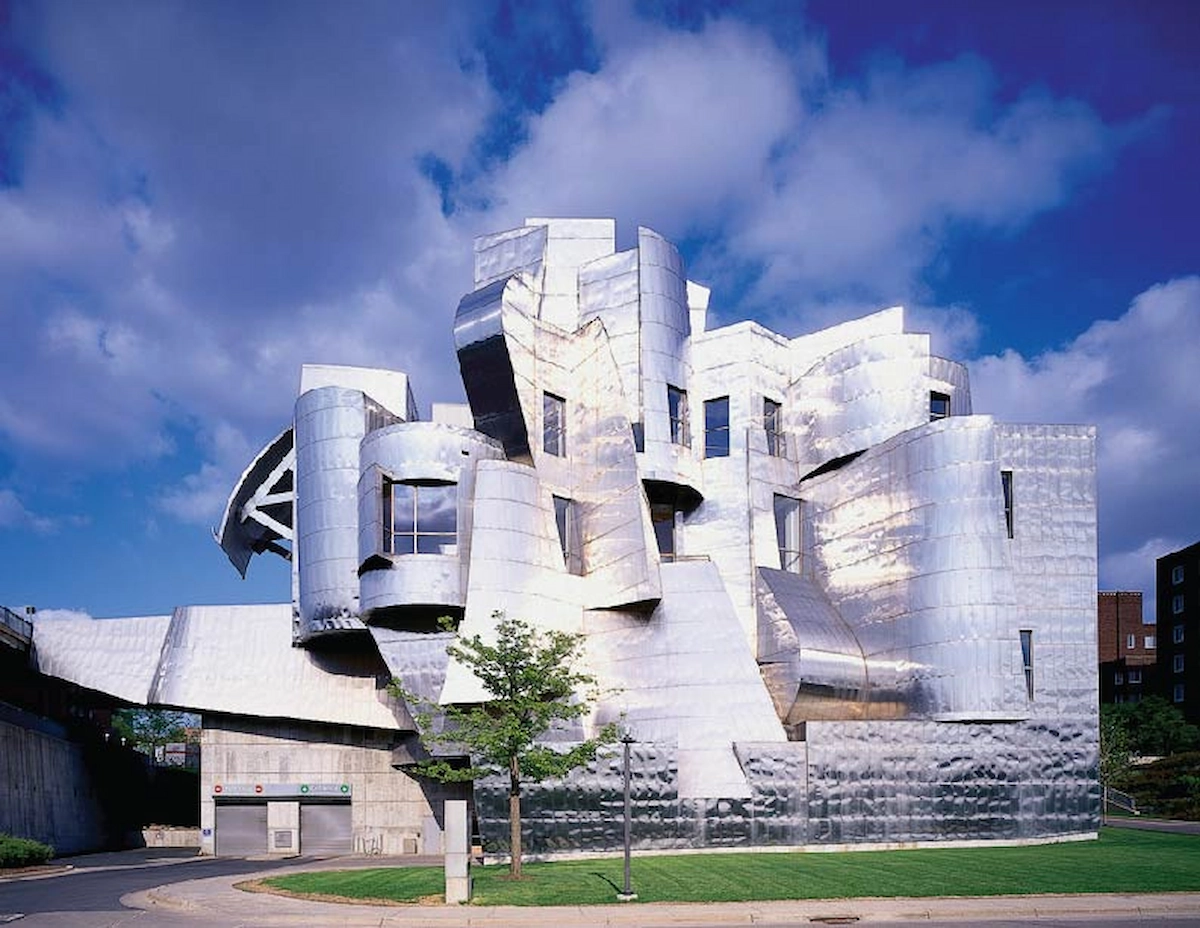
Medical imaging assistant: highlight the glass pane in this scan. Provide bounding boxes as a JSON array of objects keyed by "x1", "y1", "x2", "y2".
[
  {"x1": 393, "y1": 533, "x2": 417, "y2": 555},
  {"x1": 554, "y1": 496, "x2": 570, "y2": 562},
  {"x1": 774, "y1": 494, "x2": 801, "y2": 573},
  {"x1": 416, "y1": 533, "x2": 455, "y2": 555},
  {"x1": 416, "y1": 484, "x2": 456, "y2": 534},
  {"x1": 543, "y1": 393, "x2": 565, "y2": 456},
  {"x1": 704, "y1": 397, "x2": 729, "y2": 458},
  {"x1": 651, "y1": 503, "x2": 675, "y2": 560}
]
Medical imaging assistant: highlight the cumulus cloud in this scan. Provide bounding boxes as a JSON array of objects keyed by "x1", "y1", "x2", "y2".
[{"x1": 973, "y1": 276, "x2": 1200, "y2": 600}]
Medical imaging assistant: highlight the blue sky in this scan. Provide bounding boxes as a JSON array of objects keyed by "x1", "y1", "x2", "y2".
[{"x1": 1, "y1": 0, "x2": 1197, "y2": 621}]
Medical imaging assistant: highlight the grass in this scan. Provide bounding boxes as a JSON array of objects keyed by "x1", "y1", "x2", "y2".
[{"x1": 258, "y1": 827, "x2": 1200, "y2": 906}]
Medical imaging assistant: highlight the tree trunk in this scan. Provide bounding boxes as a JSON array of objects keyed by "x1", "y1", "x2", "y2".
[{"x1": 509, "y1": 758, "x2": 522, "y2": 878}]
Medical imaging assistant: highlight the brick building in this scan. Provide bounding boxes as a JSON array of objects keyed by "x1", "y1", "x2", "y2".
[{"x1": 1098, "y1": 591, "x2": 1155, "y2": 704}]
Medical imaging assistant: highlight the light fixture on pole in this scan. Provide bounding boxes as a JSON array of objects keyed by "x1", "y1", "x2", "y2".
[{"x1": 617, "y1": 728, "x2": 637, "y2": 902}]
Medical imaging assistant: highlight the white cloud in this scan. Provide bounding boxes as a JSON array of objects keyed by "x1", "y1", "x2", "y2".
[
  {"x1": 973, "y1": 276, "x2": 1200, "y2": 600},
  {"x1": 0, "y1": 489, "x2": 56, "y2": 534}
]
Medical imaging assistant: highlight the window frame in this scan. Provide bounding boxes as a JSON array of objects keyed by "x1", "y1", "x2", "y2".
[
  {"x1": 1126, "y1": 633, "x2": 1136, "y2": 650},
  {"x1": 553, "y1": 495, "x2": 584, "y2": 575},
  {"x1": 763, "y1": 397, "x2": 784, "y2": 458},
  {"x1": 1020, "y1": 629, "x2": 1034, "y2": 700},
  {"x1": 1175, "y1": 683, "x2": 1186, "y2": 704},
  {"x1": 1128, "y1": 669, "x2": 1142, "y2": 684},
  {"x1": 1175, "y1": 624, "x2": 1185, "y2": 644},
  {"x1": 1173, "y1": 564, "x2": 1185, "y2": 585},
  {"x1": 1174, "y1": 654, "x2": 1185, "y2": 674},
  {"x1": 651, "y1": 501, "x2": 677, "y2": 562},
  {"x1": 703, "y1": 396, "x2": 730, "y2": 458},
  {"x1": 1173, "y1": 593, "x2": 1186, "y2": 614},
  {"x1": 543, "y1": 392, "x2": 567, "y2": 457},
  {"x1": 668, "y1": 385, "x2": 690, "y2": 447},
  {"x1": 382, "y1": 478, "x2": 457, "y2": 556},
  {"x1": 929, "y1": 391, "x2": 951, "y2": 421},
  {"x1": 773, "y1": 494, "x2": 802, "y2": 574},
  {"x1": 1001, "y1": 470, "x2": 1014, "y2": 539}
]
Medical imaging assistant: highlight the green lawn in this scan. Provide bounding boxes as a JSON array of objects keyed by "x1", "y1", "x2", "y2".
[{"x1": 258, "y1": 827, "x2": 1200, "y2": 906}]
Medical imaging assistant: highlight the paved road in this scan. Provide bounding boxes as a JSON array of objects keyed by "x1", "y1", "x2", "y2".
[
  {"x1": 4, "y1": 844, "x2": 1200, "y2": 927},
  {"x1": 1105, "y1": 816, "x2": 1200, "y2": 836}
]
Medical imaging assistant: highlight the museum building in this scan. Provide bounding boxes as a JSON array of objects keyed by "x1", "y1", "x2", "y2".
[{"x1": 30, "y1": 218, "x2": 1100, "y2": 857}]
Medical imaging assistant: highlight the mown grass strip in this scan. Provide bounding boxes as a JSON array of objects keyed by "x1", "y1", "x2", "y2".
[{"x1": 260, "y1": 827, "x2": 1200, "y2": 906}]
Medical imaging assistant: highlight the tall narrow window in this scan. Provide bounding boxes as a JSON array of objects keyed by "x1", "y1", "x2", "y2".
[
  {"x1": 1173, "y1": 594, "x2": 1185, "y2": 614},
  {"x1": 774, "y1": 494, "x2": 802, "y2": 573},
  {"x1": 668, "y1": 386, "x2": 689, "y2": 447},
  {"x1": 1127, "y1": 633, "x2": 1136, "y2": 650},
  {"x1": 553, "y1": 496, "x2": 583, "y2": 575},
  {"x1": 1020, "y1": 629, "x2": 1034, "y2": 700},
  {"x1": 763, "y1": 398, "x2": 784, "y2": 457},
  {"x1": 543, "y1": 392, "x2": 566, "y2": 456},
  {"x1": 1001, "y1": 470, "x2": 1014, "y2": 538},
  {"x1": 383, "y1": 479, "x2": 457, "y2": 555},
  {"x1": 651, "y1": 502, "x2": 676, "y2": 562},
  {"x1": 1175, "y1": 624, "x2": 1185, "y2": 644},
  {"x1": 1173, "y1": 564, "x2": 1185, "y2": 584},
  {"x1": 930, "y1": 391, "x2": 951, "y2": 421},
  {"x1": 1175, "y1": 655, "x2": 1185, "y2": 674},
  {"x1": 1175, "y1": 683, "x2": 1186, "y2": 703},
  {"x1": 704, "y1": 397, "x2": 730, "y2": 458}
]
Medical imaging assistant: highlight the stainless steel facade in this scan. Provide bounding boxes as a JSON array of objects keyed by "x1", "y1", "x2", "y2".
[{"x1": 28, "y1": 217, "x2": 1099, "y2": 856}]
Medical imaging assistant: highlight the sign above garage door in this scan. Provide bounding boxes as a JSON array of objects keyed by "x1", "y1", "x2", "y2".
[{"x1": 212, "y1": 782, "x2": 352, "y2": 798}]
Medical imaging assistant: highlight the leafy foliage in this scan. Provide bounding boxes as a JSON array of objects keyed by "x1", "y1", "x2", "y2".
[
  {"x1": 1105, "y1": 697, "x2": 1200, "y2": 758},
  {"x1": 0, "y1": 834, "x2": 54, "y2": 869},
  {"x1": 111, "y1": 708, "x2": 197, "y2": 757},
  {"x1": 1100, "y1": 703, "x2": 1133, "y2": 788},
  {"x1": 393, "y1": 612, "x2": 618, "y2": 876},
  {"x1": 1121, "y1": 752, "x2": 1200, "y2": 821}
]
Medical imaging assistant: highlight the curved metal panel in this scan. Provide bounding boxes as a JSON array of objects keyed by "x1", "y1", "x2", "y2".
[
  {"x1": 215, "y1": 428, "x2": 294, "y2": 577},
  {"x1": 357, "y1": 423, "x2": 504, "y2": 617},
  {"x1": 294, "y1": 386, "x2": 368, "y2": 641}
]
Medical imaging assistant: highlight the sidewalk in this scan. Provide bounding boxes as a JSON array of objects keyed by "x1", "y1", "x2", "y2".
[{"x1": 126, "y1": 861, "x2": 1200, "y2": 927}]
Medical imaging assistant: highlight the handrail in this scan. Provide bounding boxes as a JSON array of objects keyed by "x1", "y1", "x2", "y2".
[{"x1": 0, "y1": 605, "x2": 33, "y2": 642}]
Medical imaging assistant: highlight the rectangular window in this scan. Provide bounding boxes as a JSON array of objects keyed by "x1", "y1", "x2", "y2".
[
  {"x1": 1173, "y1": 564, "x2": 1185, "y2": 585},
  {"x1": 1145, "y1": 635, "x2": 1156, "y2": 649},
  {"x1": 763, "y1": 398, "x2": 784, "y2": 457},
  {"x1": 1175, "y1": 624, "x2": 1185, "y2": 644},
  {"x1": 364, "y1": 397, "x2": 401, "y2": 434},
  {"x1": 1114, "y1": 672, "x2": 1124, "y2": 685},
  {"x1": 651, "y1": 502, "x2": 676, "y2": 562},
  {"x1": 1175, "y1": 683, "x2": 1186, "y2": 704},
  {"x1": 1175, "y1": 654, "x2": 1185, "y2": 674},
  {"x1": 774, "y1": 494, "x2": 802, "y2": 574},
  {"x1": 704, "y1": 397, "x2": 730, "y2": 458},
  {"x1": 1020, "y1": 629, "x2": 1034, "y2": 700},
  {"x1": 1001, "y1": 470, "x2": 1014, "y2": 539},
  {"x1": 668, "y1": 386, "x2": 689, "y2": 447},
  {"x1": 930, "y1": 391, "x2": 951, "y2": 421},
  {"x1": 553, "y1": 496, "x2": 583, "y2": 575},
  {"x1": 1128, "y1": 669, "x2": 1142, "y2": 684},
  {"x1": 631, "y1": 421, "x2": 645, "y2": 453},
  {"x1": 1173, "y1": 594, "x2": 1185, "y2": 614},
  {"x1": 383, "y1": 479, "x2": 457, "y2": 555},
  {"x1": 543, "y1": 392, "x2": 566, "y2": 456},
  {"x1": 1127, "y1": 633, "x2": 1136, "y2": 650}
]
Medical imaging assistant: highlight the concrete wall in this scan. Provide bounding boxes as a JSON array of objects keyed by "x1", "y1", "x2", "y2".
[
  {"x1": 200, "y1": 714, "x2": 466, "y2": 856},
  {"x1": 0, "y1": 713, "x2": 107, "y2": 854}
]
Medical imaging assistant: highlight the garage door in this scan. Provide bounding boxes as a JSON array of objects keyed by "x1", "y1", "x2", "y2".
[
  {"x1": 301, "y1": 802, "x2": 352, "y2": 855},
  {"x1": 215, "y1": 803, "x2": 268, "y2": 856}
]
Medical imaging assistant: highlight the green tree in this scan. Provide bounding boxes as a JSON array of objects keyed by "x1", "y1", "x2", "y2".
[
  {"x1": 394, "y1": 612, "x2": 617, "y2": 878},
  {"x1": 1126, "y1": 697, "x2": 1200, "y2": 757},
  {"x1": 111, "y1": 709, "x2": 196, "y2": 761},
  {"x1": 1100, "y1": 703, "x2": 1133, "y2": 790}
]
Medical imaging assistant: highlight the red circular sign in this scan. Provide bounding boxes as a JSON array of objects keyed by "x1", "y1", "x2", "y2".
[
  {"x1": 213, "y1": 784, "x2": 223, "y2": 794},
  {"x1": 254, "y1": 784, "x2": 263, "y2": 794}
]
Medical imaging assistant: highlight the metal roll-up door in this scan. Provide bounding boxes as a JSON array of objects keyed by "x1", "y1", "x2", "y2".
[
  {"x1": 300, "y1": 802, "x2": 353, "y2": 855},
  {"x1": 215, "y1": 803, "x2": 268, "y2": 856}
]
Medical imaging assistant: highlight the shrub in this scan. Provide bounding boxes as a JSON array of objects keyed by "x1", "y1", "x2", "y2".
[
  {"x1": 0, "y1": 834, "x2": 55, "y2": 869},
  {"x1": 1123, "y1": 752, "x2": 1200, "y2": 820}
]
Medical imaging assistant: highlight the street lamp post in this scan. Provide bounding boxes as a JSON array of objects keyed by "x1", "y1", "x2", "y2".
[{"x1": 618, "y1": 730, "x2": 637, "y2": 901}]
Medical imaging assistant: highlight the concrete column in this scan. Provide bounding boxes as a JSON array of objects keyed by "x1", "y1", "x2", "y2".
[{"x1": 444, "y1": 799, "x2": 470, "y2": 904}]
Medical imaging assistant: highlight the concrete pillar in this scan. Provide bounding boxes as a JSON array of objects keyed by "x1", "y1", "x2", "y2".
[{"x1": 444, "y1": 799, "x2": 470, "y2": 904}]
